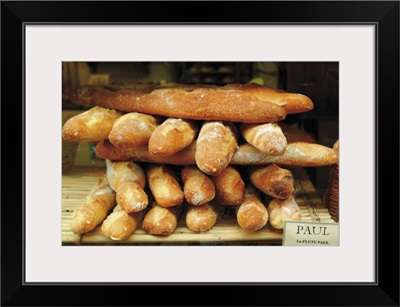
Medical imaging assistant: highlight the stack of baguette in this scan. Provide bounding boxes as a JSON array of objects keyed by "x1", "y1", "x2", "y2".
[{"x1": 63, "y1": 82, "x2": 338, "y2": 241}]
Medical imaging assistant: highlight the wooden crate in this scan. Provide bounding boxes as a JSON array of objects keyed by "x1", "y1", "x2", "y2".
[{"x1": 62, "y1": 166, "x2": 336, "y2": 246}]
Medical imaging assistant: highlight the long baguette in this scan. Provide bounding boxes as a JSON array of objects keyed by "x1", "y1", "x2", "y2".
[
  {"x1": 70, "y1": 84, "x2": 287, "y2": 123},
  {"x1": 95, "y1": 140, "x2": 338, "y2": 167},
  {"x1": 225, "y1": 83, "x2": 314, "y2": 114},
  {"x1": 71, "y1": 175, "x2": 116, "y2": 234},
  {"x1": 232, "y1": 142, "x2": 338, "y2": 166}
]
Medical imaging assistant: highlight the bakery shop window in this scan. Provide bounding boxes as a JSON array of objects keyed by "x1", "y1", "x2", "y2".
[{"x1": 62, "y1": 61, "x2": 339, "y2": 246}]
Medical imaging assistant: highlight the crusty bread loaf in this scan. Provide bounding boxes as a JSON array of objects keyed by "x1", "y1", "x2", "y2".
[
  {"x1": 146, "y1": 164, "x2": 184, "y2": 207},
  {"x1": 95, "y1": 140, "x2": 338, "y2": 167},
  {"x1": 105, "y1": 160, "x2": 148, "y2": 212},
  {"x1": 148, "y1": 118, "x2": 198, "y2": 157},
  {"x1": 101, "y1": 204, "x2": 146, "y2": 240},
  {"x1": 181, "y1": 166, "x2": 215, "y2": 206},
  {"x1": 185, "y1": 200, "x2": 225, "y2": 232},
  {"x1": 71, "y1": 175, "x2": 116, "y2": 234},
  {"x1": 240, "y1": 122, "x2": 287, "y2": 155},
  {"x1": 142, "y1": 201, "x2": 183, "y2": 235},
  {"x1": 62, "y1": 106, "x2": 122, "y2": 142},
  {"x1": 234, "y1": 186, "x2": 269, "y2": 231},
  {"x1": 108, "y1": 112, "x2": 160, "y2": 149},
  {"x1": 212, "y1": 165, "x2": 245, "y2": 206},
  {"x1": 248, "y1": 164, "x2": 294, "y2": 199},
  {"x1": 195, "y1": 121, "x2": 239, "y2": 176},
  {"x1": 70, "y1": 83, "x2": 287, "y2": 123},
  {"x1": 232, "y1": 142, "x2": 339, "y2": 166},
  {"x1": 267, "y1": 196, "x2": 302, "y2": 229},
  {"x1": 95, "y1": 140, "x2": 197, "y2": 165},
  {"x1": 225, "y1": 83, "x2": 314, "y2": 114}
]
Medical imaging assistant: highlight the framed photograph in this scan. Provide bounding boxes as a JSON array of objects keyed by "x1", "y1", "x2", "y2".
[{"x1": 2, "y1": 1, "x2": 398, "y2": 306}]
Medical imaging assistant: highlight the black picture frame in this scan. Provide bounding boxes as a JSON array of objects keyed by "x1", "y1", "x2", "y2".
[{"x1": 2, "y1": 1, "x2": 399, "y2": 306}]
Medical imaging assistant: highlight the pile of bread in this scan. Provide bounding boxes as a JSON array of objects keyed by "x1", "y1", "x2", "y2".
[{"x1": 62, "y1": 83, "x2": 338, "y2": 241}]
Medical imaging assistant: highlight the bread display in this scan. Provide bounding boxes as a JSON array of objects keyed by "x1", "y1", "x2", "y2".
[{"x1": 63, "y1": 81, "x2": 338, "y2": 242}]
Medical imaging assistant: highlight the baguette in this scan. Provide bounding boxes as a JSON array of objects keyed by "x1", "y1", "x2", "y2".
[
  {"x1": 212, "y1": 166, "x2": 245, "y2": 206},
  {"x1": 70, "y1": 83, "x2": 287, "y2": 123},
  {"x1": 225, "y1": 83, "x2": 314, "y2": 114},
  {"x1": 148, "y1": 118, "x2": 198, "y2": 157},
  {"x1": 195, "y1": 121, "x2": 239, "y2": 176},
  {"x1": 95, "y1": 140, "x2": 338, "y2": 167},
  {"x1": 181, "y1": 166, "x2": 215, "y2": 206},
  {"x1": 101, "y1": 204, "x2": 146, "y2": 240},
  {"x1": 234, "y1": 186, "x2": 269, "y2": 231},
  {"x1": 108, "y1": 112, "x2": 160, "y2": 149},
  {"x1": 71, "y1": 175, "x2": 116, "y2": 234},
  {"x1": 146, "y1": 164, "x2": 184, "y2": 207},
  {"x1": 95, "y1": 140, "x2": 197, "y2": 165},
  {"x1": 62, "y1": 106, "x2": 122, "y2": 142},
  {"x1": 248, "y1": 164, "x2": 294, "y2": 199},
  {"x1": 185, "y1": 200, "x2": 225, "y2": 232},
  {"x1": 142, "y1": 201, "x2": 183, "y2": 235},
  {"x1": 240, "y1": 122, "x2": 287, "y2": 155},
  {"x1": 267, "y1": 196, "x2": 302, "y2": 230},
  {"x1": 105, "y1": 160, "x2": 148, "y2": 212},
  {"x1": 232, "y1": 142, "x2": 339, "y2": 166}
]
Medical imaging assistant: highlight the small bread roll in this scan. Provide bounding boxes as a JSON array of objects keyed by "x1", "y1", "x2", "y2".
[
  {"x1": 181, "y1": 166, "x2": 215, "y2": 206},
  {"x1": 62, "y1": 106, "x2": 122, "y2": 142},
  {"x1": 108, "y1": 112, "x2": 160, "y2": 149},
  {"x1": 71, "y1": 175, "x2": 116, "y2": 234},
  {"x1": 185, "y1": 201, "x2": 225, "y2": 232},
  {"x1": 148, "y1": 118, "x2": 198, "y2": 157},
  {"x1": 248, "y1": 164, "x2": 294, "y2": 199},
  {"x1": 235, "y1": 187, "x2": 269, "y2": 231},
  {"x1": 267, "y1": 196, "x2": 302, "y2": 230},
  {"x1": 240, "y1": 123, "x2": 287, "y2": 155},
  {"x1": 146, "y1": 164, "x2": 184, "y2": 207},
  {"x1": 212, "y1": 166, "x2": 245, "y2": 206},
  {"x1": 195, "y1": 121, "x2": 239, "y2": 176},
  {"x1": 142, "y1": 202, "x2": 183, "y2": 235},
  {"x1": 101, "y1": 204, "x2": 146, "y2": 240}
]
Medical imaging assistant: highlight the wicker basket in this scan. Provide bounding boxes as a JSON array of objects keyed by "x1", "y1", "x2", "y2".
[{"x1": 325, "y1": 140, "x2": 339, "y2": 222}]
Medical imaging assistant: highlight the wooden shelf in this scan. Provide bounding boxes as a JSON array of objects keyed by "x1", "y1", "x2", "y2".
[{"x1": 62, "y1": 166, "x2": 336, "y2": 246}]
